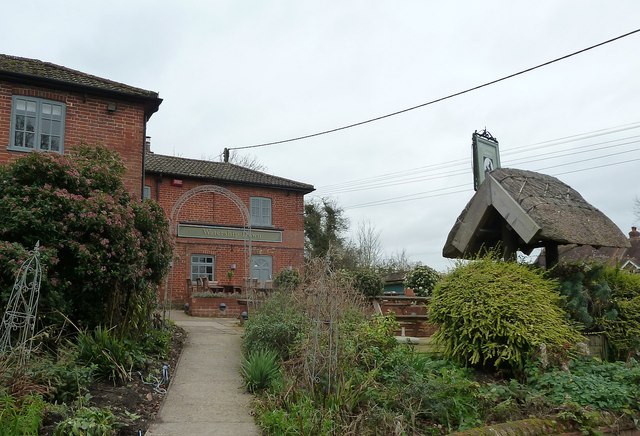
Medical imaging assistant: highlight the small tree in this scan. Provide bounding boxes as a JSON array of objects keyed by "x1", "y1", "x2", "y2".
[
  {"x1": 351, "y1": 269, "x2": 384, "y2": 297},
  {"x1": 404, "y1": 265, "x2": 441, "y2": 297},
  {"x1": 273, "y1": 268, "x2": 301, "y2": 291}
]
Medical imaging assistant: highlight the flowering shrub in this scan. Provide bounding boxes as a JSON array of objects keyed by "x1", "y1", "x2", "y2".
[
  {"x1": 0, "y1": 145, "x2": 172, "y2": 334},
  {"x1": 404, "y1": 265, "x2": 441, "y2": 297}
]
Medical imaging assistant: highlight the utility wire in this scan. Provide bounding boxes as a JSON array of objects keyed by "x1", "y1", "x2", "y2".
[
  {"x1": 344, "y1": 158, "x2": 639, "y2": 210},
  {"x1": 228, "y1": 28, "x2": 640, "y2": 151},
  {"x1": 316, "y1": 121, "x2": 640, "y2": 191},
  {"x1": 316, "y1": 137, "x2": 639, "y2": 195}
]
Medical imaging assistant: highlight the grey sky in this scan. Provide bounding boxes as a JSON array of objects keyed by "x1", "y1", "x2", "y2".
[{"x1": 3, "y1": 1, "x2": 639, "y2": 270}]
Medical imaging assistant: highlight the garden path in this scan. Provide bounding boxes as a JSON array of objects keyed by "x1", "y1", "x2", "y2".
[{"x1": 146, "y1": 311, "x2": 259, "y2": 436}]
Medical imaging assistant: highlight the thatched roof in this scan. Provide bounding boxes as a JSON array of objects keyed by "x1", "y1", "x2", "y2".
[{"x1": 443, "y1": 168, "x2": 630, "y2": 259}]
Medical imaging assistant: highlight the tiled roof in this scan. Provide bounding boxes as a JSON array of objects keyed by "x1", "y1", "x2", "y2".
[
  {"x1": 0, "y1": 54, "x2": 160, "y2": 100},
  {"x1": 145, "y1": 153, "x2": 315, "y2": 193}
]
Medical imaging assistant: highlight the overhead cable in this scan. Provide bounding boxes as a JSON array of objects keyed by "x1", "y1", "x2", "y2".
[{"x1": 228, "y1": 28, "x2": 640, "y2": 151}]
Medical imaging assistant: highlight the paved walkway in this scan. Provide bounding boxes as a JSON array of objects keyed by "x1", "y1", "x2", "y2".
[{"x1": 146, "y1": 311, "x2": 260, "y2": 436}]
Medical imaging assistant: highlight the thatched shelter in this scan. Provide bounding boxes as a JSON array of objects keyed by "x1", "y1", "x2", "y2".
[{"x1": 443, "y1": 168, "x2": 630, "y2": 266}]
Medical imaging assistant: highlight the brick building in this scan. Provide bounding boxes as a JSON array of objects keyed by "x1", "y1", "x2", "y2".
[
  {"x1": 0, "y1": 54, "x2": 162, "y2": 198},
  {"x1": 145, "y1": 151, "x2": 314, "y2": 303}
]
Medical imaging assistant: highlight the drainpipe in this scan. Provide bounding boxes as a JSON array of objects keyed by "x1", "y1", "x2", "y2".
[{"x1": 141, "y1": 121, "x2": 148, "y2": 200}]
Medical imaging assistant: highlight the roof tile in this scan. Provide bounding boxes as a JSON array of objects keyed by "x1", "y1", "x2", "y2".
[
  {"x1": 0, "y1": 54, "x2": 158, "y2": 99},
  {"x1": 145, "y1": 153, "x2": 314, "y2": 193}
]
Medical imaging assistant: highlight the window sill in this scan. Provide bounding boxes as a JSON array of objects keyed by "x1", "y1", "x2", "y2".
[{"x1": 7, "y1": 146, "x2": 63, "y2": 154}]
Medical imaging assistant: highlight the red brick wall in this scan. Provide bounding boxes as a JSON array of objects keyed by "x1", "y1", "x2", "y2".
[
  {"x1": 0, "y1": 81, "x2": 146, "y2": 198},
  {"x1": 147, "y1": 174, "x2": 307, "y2": 303}
]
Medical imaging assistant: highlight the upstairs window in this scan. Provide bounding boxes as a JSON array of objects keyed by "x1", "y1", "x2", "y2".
[
  {"x1": 143, "y1": 185, "x2": 151, "y2": 200},
  {"x1": 9, "y1": 96, "x2": 66, "y2": 153},
  {"x1": 250, "y1": 197, "x2": 272, "y2": 227}
]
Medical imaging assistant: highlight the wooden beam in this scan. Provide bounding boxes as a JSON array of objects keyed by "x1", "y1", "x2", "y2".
[
  {"x1": 451, "y1": 180, "x2": 492, "y2": 255},
  {"x1": 488, "y1": 174, "x2": 541, "y2": 244}
]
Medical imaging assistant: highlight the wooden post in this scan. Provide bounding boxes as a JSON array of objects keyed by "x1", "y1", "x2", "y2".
[
  {"x1": 501, "y1": 222, "x2": 517, "y2": 261},
  {"x1": 545, "y1": 242, "x2": 559, "y2": 268}
]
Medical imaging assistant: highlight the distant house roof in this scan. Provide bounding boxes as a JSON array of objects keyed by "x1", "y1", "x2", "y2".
[
  {"x1": 443, "y1": 168, "x2": 629, "y2": 259},
  {"x1": 537, "y1": 227, "x2": 640, "y2": 271},
  {"x1": 145, "y1": 153, "x2": 315, "y2": 194},
  {"x1": 0, "y1": 54, "x2": 162, "y2": 117}
]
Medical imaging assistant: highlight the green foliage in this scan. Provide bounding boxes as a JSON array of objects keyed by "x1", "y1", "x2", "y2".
[
  {"x1": 548, "y1": 263, "x2": 617, "y2": 331},
  {"x1": 0, "y1": 145, "x2": 173, "y2": 332},
  {"x1": 304, "y1": 198, "x2": 349, "y2": 265},
  {"x1": 601, "y1": 267, "x2": 640, "y2": 359},
  {"x1": 75, "y1": 326, "x2": 144, "y2": 383},
  {"x1": 527, "y1": 358, "x2": 640, "y2": 411},
  {"x1": 140, "y1": 326, "x2": 173, "y2": 360},
  {"x1": 377, "y1": 349, "x2": 483, "y2": 433},
  {"x1": 0, "y1": 393, "x2": 45, "y2": 436},
  {"x1": 29, "y1": 350, "x2": 96, "y2": 404},
  {"x1": 257, "y1": 395, "x2": 334, "y2": 436},
  {"x1": 341, "y1": 315, "x2": 399, "y2": 371},
  {"x1": 273, "y1": 268, "x2": 301, "y2": 291},
  {"x1": 241, "y1": 349, "x2": 282, "y2": 393},
  {"x1": 54, "y1": 406, "x2": 118, "y2": 436},
  {"x1": 350, "y1": 269, "x2": 384, "y2": 297},
  {"x1": 243, "y1": 291, "x2": 308, "y2": 360},
  {"x1": 404, "y1": 265, "x2": 441, "y2": 297},
  {"x1": 430, "y1": 258, "x2": 583, "y2": 370}
]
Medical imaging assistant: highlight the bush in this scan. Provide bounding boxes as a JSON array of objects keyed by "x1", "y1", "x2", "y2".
[
  {"x1": 548, "y1": 263, "x2": 616, "y2": 331},
  {"x1": 404, "y1": 265, "x2": 440, "y2": 297},
  {"x1": 0, "y1": 145, "x2": 172, "y2": 333},
  {"x1": 601, "y1": 267, "x2": 640, "y2": 359},
  {"x1": 241, "y1": 349, "x2": 281, "y2": 393},
  {"x1": 430, "y1": 258, "x2": 583, "y2": 371},
  {"x1": 273, "y1": 268, "x2": 301, "y2": 291},
  {"x1": 350, "y1": 269, "x2": 384, "y2": 297},
  {"x1": 527, "y1": 358, "x2": 640, "y2": 411},
  {"x1": 54, "y1": 406, "x2": 118, "y2": 436},
  {"x1": 29, "y1": 351, "x2": 95, "y2": 404},
  {"x1": 243, "y1": 291, "x2": 308, "y2": 360}
]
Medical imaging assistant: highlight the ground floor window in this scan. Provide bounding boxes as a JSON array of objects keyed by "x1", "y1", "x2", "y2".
[
  {"x1": 251, "y1": 255, "x2": 272, "y2": 286},
  {"x1": 191, "y1": 254, "x2": 214, "y2": 281}
]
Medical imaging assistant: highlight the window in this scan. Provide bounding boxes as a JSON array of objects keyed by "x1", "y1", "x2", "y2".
[
  {"x1": 190, "y1": 255, "x2": 214, "y2": 282},
  {"x1": 9, "y1": 96, "x2": 66, "y2": 153},
  {"x1": 143, "y1": 186, "x2": 151, "y2": 200},
  {"x1": 251, "y1": 255, "x2": 272, "y2": 286},
  {"x1": 250, "y1": 197, "x2": 272, "y2": 227}
]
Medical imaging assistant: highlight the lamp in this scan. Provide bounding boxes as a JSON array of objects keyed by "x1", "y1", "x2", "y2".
[{"x1": 106, "y1": 102, "x2": 117, "y2": 113}]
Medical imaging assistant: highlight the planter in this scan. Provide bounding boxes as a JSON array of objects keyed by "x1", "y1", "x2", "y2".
[{"x1": 188, "y1": 296, "x2": 247, "y2": 318}]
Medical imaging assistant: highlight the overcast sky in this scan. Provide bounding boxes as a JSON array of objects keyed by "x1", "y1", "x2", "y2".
[{"x1": 3, "y1": 1, "x2": 639, "y2": 271}]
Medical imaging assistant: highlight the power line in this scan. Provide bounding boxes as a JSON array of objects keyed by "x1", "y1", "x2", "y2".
[
  {"x1": 316, "y1": 121, "x2": 640, "y2": 191},
  {"x1": 344, "y1": 158, "x2": 639, "y2": 210},
  {"x1": 316, "y1": 137, "x2": 639, "y2": 195},
  {"x1": 228, "y1": 28, "x2": 640, "y2": 151}
]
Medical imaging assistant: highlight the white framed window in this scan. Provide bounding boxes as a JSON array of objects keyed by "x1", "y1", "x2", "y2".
[
  {"x1": 190, "y1": 254, "x2": 214, "y2": 282},
  {"x1": 250, "y1": 197, "x2": 272, "y2": 227},
  {"x1": 143, "y1": 185, "x2": 151, "y2": 200},
  {"x1": 9, "y1": 96, "x2": 66, "y2": 153},
  {"x1": 251, "y1": 255, "x2": 272, "y2": 286}
]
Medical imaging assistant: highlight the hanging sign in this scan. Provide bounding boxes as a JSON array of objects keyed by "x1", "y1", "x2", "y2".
[{"x1": 472, "y1": 130, "x2": 501, "y2": 191}]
